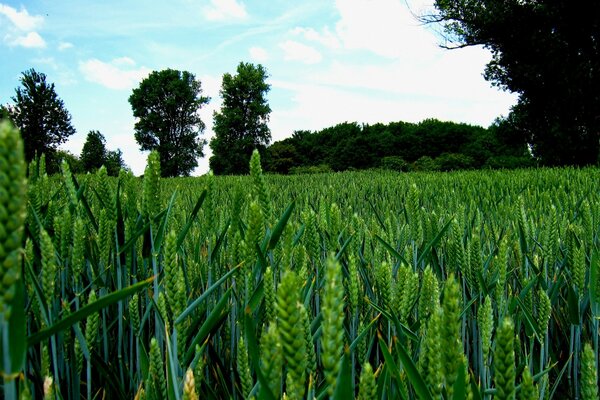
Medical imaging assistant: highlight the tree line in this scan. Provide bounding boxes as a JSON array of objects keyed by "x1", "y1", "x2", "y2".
[
  {"x1": 263, "y1": 118, "x2": 532, "y2": 174},
  {"x1": 1, "y1": 0, "x2": 598, "y2": 175}
]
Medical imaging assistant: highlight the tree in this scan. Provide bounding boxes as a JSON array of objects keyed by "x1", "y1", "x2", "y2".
[
  {"x1": 57, "y1": 150, "x2": 84, "y2": 174},
  {"x1": 210, "y1": 62, "x2": 271, "y2": 175},
  {"x1": 5, "y1": 69, "x2": 76, "y2": 167},
  {"x1": 80, "y1": 130, "x2": 128, "y2": 176},
  {"x1": 105, "y1": 149, "x2": 127, "y2": 176},
  {"x1": 427, "y1": 0, "x2": 600, "y2": 165},
  {"x1": 80, "y1": 130, "x2": 107, "y2": 172},
  {"x1": 129, "y1": 69, "x2": 209, "y2": 177}
]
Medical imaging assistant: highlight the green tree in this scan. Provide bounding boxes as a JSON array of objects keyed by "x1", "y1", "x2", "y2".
[
  {"x1": 129, "y1": 69, "x2": 210, "y2": 177},
  {"x1": 57, "y1": 150, "x2": 84, "y2": 174},
  {"x1": 428, "y1": 0, "x2": 600, "y2": 165},
  {"x1": 105, "y1": 149, "x2": 127, "y2": 176},
  {"x1": 210, "y1": 62, "x2": 271, "y2": 175},
  {"x1": 80, "y1": 130, "x2": 107, "y2": 172},
  {"x1": 5, "y1": 69, "x2": 76, "y2": 168}
]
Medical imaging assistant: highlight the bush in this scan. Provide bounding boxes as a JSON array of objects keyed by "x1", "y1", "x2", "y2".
[
  {"x1": 484, "y1": 155, "x2": 535, "y2": 169},
  {"x1": 380, "y1": 156, "x2": 410, "y2": 172},
  {"x1": 289, "y1": 164, "x2": 333, "y2": 174},
  {"x1": 412, "y1": 156, "x2": 439, "y2": 171},
  {"x1": 435, "y1": 153, "x2": 475, "y2": 171}
]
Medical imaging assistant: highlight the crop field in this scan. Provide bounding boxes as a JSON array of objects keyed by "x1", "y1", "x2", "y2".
[{"x1": 1, "y1": 121, "x2": 599, "y2": 399}]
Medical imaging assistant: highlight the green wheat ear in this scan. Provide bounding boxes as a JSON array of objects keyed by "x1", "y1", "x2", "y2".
[
  {"x1": 0, "y1": 121, "x2": 27, "y2": 320},
  {"x1": 149, "y1": 337, "x2": 167, "y2": 400},
  {"x1": 494, "y1": 316, "x2": 515, "y2": 400},
  {"x1": 276, "y1": 270, "x2": 306, "y2": 400},
  {"x1": 321, "y1": 254, "x2": 345, "y2": 397},
  {"x1": 441, "y1": 273, "x2": 463, "y2": 397},
  {"x1": 357, "y1": 362, "x2": 377, "y2": 400},
  {"x1": 478, "y1": 296, "x2": 494, "y2": 364},
  {"x1": 519, "y1": 366, "x2": 538, "y2": 400},
  {"x1": 85, "y1": 291, "x2": 100, "y2": 353},
  {"x1": 250, "y1": 148, "x2": 270, "y2": 221},
  {"x1": 418, "y1": 265, "x2": 439, "y2": 318},
  {"x1": 419, "y1": 304, "x2": 443, "y2": 398},
  {"x1": 580, "y1": 343, "x2": 599, "y2": 400},
  {"x1": 142, "y1": 151, "x2": 161, "y2": 220},
  {"x1": 183, "y1": 368, "x2": 198, "y2": 400},
  {"x1": 237, "y1": 337, "x2": 252, "y2": 398},
  {"x1": 260, "y1": 324, "x2": 283, "y2": 398},
  {"x1": 40, "y1": 229, "x2": 58, "y2": 315}
]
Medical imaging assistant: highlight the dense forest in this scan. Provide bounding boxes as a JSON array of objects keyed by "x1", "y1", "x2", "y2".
[{"x1": 263, "y1": 118, "x2": 533, "y2": 174}]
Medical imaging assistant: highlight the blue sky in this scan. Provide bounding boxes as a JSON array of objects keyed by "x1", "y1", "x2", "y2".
[{"x1": 0, "y1": 0, "x2": 516, "y2": 175}]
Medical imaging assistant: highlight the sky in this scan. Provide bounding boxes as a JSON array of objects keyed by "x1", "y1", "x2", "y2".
[{"x1": 0, "y1": 0, "x2": 517, "y2": 175}]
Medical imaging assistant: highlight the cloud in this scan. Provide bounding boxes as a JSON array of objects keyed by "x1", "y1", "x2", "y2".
[
  {"x1": 280, "y1": 40, "x2": 322, "y2": 64},
  {"x1": 249, "y1": 46, "x2": 269, "y2": 62},
  {"x1": 333, "y1": 0, "x2": 436, "y2": 59},
  {"x1": 0, "y1": 4, "x2": 43, "y2": 31},
  {"x1": 9, "y1": 31, "x2": 45, "y2": 48},
  {"x1": 203, "y1": 0, "x2": 247, "y2": 21},
  {"x1": 58, "y1": 41, "x2": 73, "y2": 51},
  {"x1": 291, "y1": 27, "x2": 341, "y2": 49},
  {"x1": 0, "y1": 3, "x2": 46, "y2": 48},
  {"x1": 79, "y1": 58, "x2": 151, "y2": 90}
]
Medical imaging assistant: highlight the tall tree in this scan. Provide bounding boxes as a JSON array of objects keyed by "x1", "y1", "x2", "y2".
[
  {"x1": 80, "y1": 130, "x2": 107, "y2": 172},
  {"x1": 210, "y1": 62, "x2": 271, "y2": 175},
  {"x1": 129, "y1": 69, "x2": 209, "y2": 177},
  {"x1": 105, "y1": 149, "x2": 127, "y2": 176},
  {"x1": 5, "y1": 69, "x2": 76, "y2": 166},
  {"x1": 427, "y1": 0, "x2": 600, "y2": 165}
]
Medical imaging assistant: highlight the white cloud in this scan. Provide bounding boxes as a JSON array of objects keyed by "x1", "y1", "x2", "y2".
[
  {"x1": 0, "y1": 4, "x2": 43, "y2": 31},
  {"x1": 249, "y1": 46, "x2": 269, "y2": 62},
  {"x1": 79, "y1": 58, "x2": 151, "y2": 90},
  {"x1": 331, "y1": 0, "x2": 437, "y2": 59},
  {"x1": 280, "y1": 40, "x2": 322, "y2": 64},
  {"x1": 291, "y1": 27, "x2": 341, "y2": 49},
  {"x1": 112, "y1": 56, "x2": 136, "y2": 66},
  {"x1": 58, "y1": 41, "x2": 74, "y2": 51},
  {"x1": 0, "y1": 4, "x2": 46, "y2": 48},
  {"x1": 9, "y1": 31, "x2": 46, "y2": 48},
  {"x1": 203, "y1": 0, "x2": 247, "y2": 21}
]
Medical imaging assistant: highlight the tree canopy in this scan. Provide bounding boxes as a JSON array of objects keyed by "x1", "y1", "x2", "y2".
[
  {"x1": 428, "y1": 0, "x2": 600, "y2": 166},
  {"x1": 263, "y1": 119, "x2": 532, "y2": 174},
  {"x1": 129, "y1": 69, "x2": 209, "y2": 177},
  {"x1": 81, "y1": 130, "x2": 106, "y2": 172},
  {"x1": 80, "y1": 130, "x2": 127, "y2": 176},
  {"x1": 209, "y1": 62, "x2": 271, "y2": 175},
  {"x1": 4, "y1": 69, "x2": 75, "y2": 170}
]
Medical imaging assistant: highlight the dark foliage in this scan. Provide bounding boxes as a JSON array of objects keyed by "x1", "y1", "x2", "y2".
[
  {"x1": 428, "y1": 0, "x2": 600, "y2": 166},
  {"x1": 129, "y1": 69, "x2": 209, "y2": 177},
  {"x1": 264, "y1": 119, "x2": 532, "y2": 174},
  {"x1": 209, "y1": 62, "x2": 271, "y2": 175},
  {"x1": 5, "y1": 69, "x2": 75, "y2": 171}
]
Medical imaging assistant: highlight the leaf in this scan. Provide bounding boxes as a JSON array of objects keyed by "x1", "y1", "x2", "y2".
[
  {"x1": 244, "y1": 312, "x2": 277, "y2": 400},
  {"x1": 452, "y1": 362, "x2": 466, "y2": 400},
  {"x1": 379, "y1": 336, "x2": 433, "y2": 400},
  {"x1": 416, "y1": 218, "x2": 453, "y2": 267},
  {"x1": 175, "y1": 265, "x2": 239, "y2": 324},
  {"x1": 268, "y1": 201, "x2": 295, "y2": 250},
  {"x1": 349, "y1": 314, "x2": 380, "y2": 352},
  {"x1": 332, "y1": 350, "x2": 353, "y2": 400},
  {"x1": 377, "y1": 336, "x2": 407, "y2": 400},
  {"x1": 566, "y1": 283, "x2": 581, "y2": 325},
  {"x1": 184, "y1": 287, "x2": 232, "y2": 364},
  {"x1": 589, "y1": 247, "x2": 599, "y2": 312},
  {"x1": 375, "y1": 234, "x2": 410, "y2": 267},
  {"x1": 0, "y1": 279, "x2": 26, "y2": 375},
  {"x1": 177, "y1": 189, "x2": 207, "y2": 248},
  {"x1": 28, "y1": 277, "x2": 154, "y2": 346}
]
